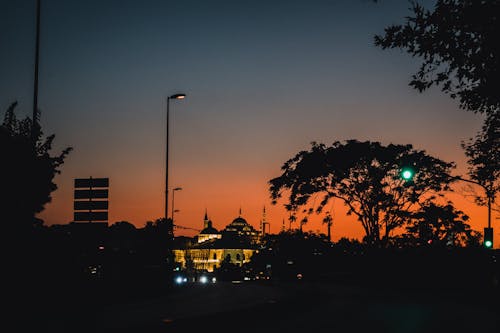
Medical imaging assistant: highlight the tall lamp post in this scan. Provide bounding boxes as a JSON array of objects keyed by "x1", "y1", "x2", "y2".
[
  {"x1": 165, "y1": 93, "x2": 186, "y2": 228},
  {"x1": 171, "y1": 187, "x2": 182, "y2": 227}
]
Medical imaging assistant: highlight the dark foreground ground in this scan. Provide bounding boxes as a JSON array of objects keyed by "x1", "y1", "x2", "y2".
[
  {"x1": 8, "y1": 248, "x2": 498, "y2": 332},
  {"x1": 19, "y1": 278, "x2": 499, "y2": 333}
]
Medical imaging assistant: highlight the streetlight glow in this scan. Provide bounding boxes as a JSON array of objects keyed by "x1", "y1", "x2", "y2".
[{"x1": 169, "y1": 93, "x2": 186, "y2": 100}]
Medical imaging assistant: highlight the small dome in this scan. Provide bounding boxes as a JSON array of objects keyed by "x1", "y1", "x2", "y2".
[
  {"x1": 200, "y1": 226, "x2": 219, "y2": 235},
  {"x1": 200, "y1": 220, "x2": 219, "y2": 234}
]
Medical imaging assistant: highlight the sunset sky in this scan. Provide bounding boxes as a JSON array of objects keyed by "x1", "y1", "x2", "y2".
[{"x1": 1, "y1": 0, "x2": 494, "y2": 244}]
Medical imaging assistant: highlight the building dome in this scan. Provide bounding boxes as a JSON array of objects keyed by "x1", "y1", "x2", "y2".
[
  {"x1": 230, "y1": 216, "x2": 249, "y2": 226},
  {"x1": 224, "y1": 213, "x2": 258, "y2": 236},
  {"x1": 200, "y1": 224, "x2": 219, "y2": 235},
  {"x1": 197, "y1": 219, "x2": 222, "y2": 244}
]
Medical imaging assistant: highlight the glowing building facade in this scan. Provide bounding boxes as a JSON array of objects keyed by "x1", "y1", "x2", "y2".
[{"x1": 173, "y1": 210, "x2": 263, "y2": 272}]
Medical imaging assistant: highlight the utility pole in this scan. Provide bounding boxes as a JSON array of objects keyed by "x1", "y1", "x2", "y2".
[
  {"x1": 452, "y1": 175, "x2": 495, "y2": 248},
  {"x1": 32, "y1": 0, "x2": 41, "y2": 143},
  {"x1": 452, "y1": 176, "x2": 493, "y2": 229}
]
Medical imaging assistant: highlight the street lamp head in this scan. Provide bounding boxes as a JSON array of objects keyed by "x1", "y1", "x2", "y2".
[
  {"x1": 173, "y1": 187, "x2": 182, "y2": 191},
  {"x1": 169, "y1": 93, "x2": 186, "y2": 100}
]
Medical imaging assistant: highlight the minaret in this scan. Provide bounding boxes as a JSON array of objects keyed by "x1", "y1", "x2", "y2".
[
  {"x1": 324, "y1": 211, "x2": 333, "y2": 242},
  {"x1": 260, "y1": 206, "x2": 265, "y2": 233},
  {"x1": 204, "y1": 208, "x2": 209, "y2": 229},
  {"x1": 261, "y1": 206, "x2": 270, "y2": 236}
]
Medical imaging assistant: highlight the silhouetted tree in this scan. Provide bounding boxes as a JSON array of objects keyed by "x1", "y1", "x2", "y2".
[
  {"x1": 264, "y1": 230, "x2": 331, "y2": 256},
  {"x1": 404, "y1": 201, "x2": 481, "y2": 247},
  {"x1": 322, "y1": 211, "x2": 333, "y2": 242},
  {"x1": 248, "y1": 230, "x2": 332, "y2": 280},
  {"x1": 461, "y1": 112, "x2": 499, "y2": 213},
  {"x1": 216, "y1": 255, "x2": 243, "y2": 281},
  {"x1": 109, "y1": 221, "x2": 138, "y2": 253},
  {"x1": 141, "y1": 217, "x2": 173, "y2": 262},
  {"x1": 1, "y1": 102, "x2": 72, "y2": 232},
  {"x1": 375, "y1": 0, "x2": 500, "y2": 116},
  {"x1": 333, "y1": 237, "x2": 364, "y2": 254},
  {"x1": 269, "y1": 141, "x2": 455, "y2": 247}
]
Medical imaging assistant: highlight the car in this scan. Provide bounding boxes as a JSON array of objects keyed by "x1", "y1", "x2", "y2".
[
  {"x1": 174, "y1": 274, "x2": 189, "y2": 285},
  {"x1": 197, "y1": 272, "x2": 217, "y2": 284},
  {"x1": 173, "y1": 271, "x2": 217, "y2": 285}
]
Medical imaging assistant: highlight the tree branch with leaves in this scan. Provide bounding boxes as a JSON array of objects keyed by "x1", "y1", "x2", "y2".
[
  {"x1": 375, "y1": 0, "x2": 500, "y2": 116},
  {"x1": 269, "y1": 140, "x2": 455, "y2": 247},
  {"x1": 1, "y1": 102, "x2": 72, "y2": 231}
]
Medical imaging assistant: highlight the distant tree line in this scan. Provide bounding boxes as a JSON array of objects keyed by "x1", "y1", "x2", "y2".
[
  {"x1": 246, "y1": 229, "x2": 496, "y2": 290},
  {"x1": 21, "y1": 218, "x2": 174, "y2": 301}
]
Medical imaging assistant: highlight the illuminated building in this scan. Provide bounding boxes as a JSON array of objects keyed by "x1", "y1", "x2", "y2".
[
  {"x1": 197, "y1": 210, "x2": 222, "y2": 243},
  {"x1": 173, "y1": 209, "x2": 262, "y2": 272}
]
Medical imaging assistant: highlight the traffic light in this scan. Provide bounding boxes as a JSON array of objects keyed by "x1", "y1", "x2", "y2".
[
  {"x1": 484, "y1": 227, "x2": 493, "y2": 248},
  {"x1": 400, "y1": 167, "x2": 414, "y2": 181}
]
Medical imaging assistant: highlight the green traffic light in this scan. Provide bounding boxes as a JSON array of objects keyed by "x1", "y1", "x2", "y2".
[
  {"x1": 402, "y1": 170, "x2": 412, "y2": 180},
  {"x1": 484, "y1": 227, "x2": 493, "y2": 249},
  {"x1": 401, "y1": 168, "x2": 414, "y2": 180}
]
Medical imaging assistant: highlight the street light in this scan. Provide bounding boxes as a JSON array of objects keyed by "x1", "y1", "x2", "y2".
[
  {"x1": 171, "y1": 187, "x2": 182, "y2": 226},
  {"x1": 165, "y1": 93, "x2": 186, "y2": 225}
]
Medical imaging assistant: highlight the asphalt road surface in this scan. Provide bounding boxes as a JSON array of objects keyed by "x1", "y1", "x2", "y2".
[{"x1": 32, "y1": 280, "x2": 499, "y2": 333}]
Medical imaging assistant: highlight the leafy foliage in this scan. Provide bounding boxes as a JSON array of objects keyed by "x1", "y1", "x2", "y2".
[
  {"x1": 461, "y1": 112, "x2": 499, "y2": 206},
  {"x1": 375, "y1": 0, "x2": 500, "y2": 115},
  {"x1": 269, "y1": 140, "x2": 455, "y2": 246},
  {"x1": 0, "y1": 102, "x2": 72, "y2": 230},
  {"x1": 404, "y1": 201, "x2": 480, "y2": 247},
  {"x1": 248, "y1": 230, "x2": 332, "y2": 280}
]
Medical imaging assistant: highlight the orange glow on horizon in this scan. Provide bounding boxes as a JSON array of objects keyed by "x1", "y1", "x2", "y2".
[{"x1": 39, "y1": 175, "x2": 495, "y2": 246}]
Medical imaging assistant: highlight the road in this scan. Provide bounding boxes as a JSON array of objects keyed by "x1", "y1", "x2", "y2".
[{"x1": 32, "y1": 279, "x2": 499, "y2": 333}]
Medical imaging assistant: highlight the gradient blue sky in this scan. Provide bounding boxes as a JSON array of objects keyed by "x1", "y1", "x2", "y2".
[{"x1": 1, "y1": 0, "x2": 490, "y2": 241}]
